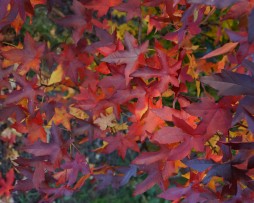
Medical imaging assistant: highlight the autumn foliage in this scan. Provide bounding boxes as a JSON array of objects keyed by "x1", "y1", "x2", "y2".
[{"x1": 1, "y1": 0, "x2": 254, "y2": 202}]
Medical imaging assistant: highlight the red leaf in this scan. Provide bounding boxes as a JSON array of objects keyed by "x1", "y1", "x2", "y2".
[
  {"x1": 83, "y1": 0, "x2": 122, "y2": 17},
  {"x1": 114, "y1": 0, "x2": 142, "y2": 21},
  {"x1": 185, "y1": 97, "x2": 232, "y2": 136},
  {"x1": 102, "y1": 32, "x2": 148, "y2": 85},
  {"x1": 103, "y1": 133, "x2": 140, "y2": 159},
  {"x1": 2, "y1": 33, "x2": 45, "y2": 75},
  {"x1": 0, "y1": 168, "x2": 14, "y2": 196},
  {"x1": 27, "y1": 112, "x2": 47, "y2": 143},
  {"x1": 152, "y1": 126, "x2": 186, "y2": 145},
  {"x1": 131, "y1": 48, "x2": 181, "y2": 94},
  {"x1": 132, "y1": 148, "x2": 168, "y2": 165}
]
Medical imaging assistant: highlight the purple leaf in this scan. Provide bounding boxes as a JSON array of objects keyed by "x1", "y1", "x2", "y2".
[
  {"x1": 201, "y1": 70, "x2": 254, "y2": 96},
  {"x1": 248, "y1": 8, "x2": 254, "y2": 43},
  {"x1": 185, "y1": 159, "x2": 215, "y2": 172},
  {"x1": 188, "y1": 0, "x2": 239, "y2": 9}
]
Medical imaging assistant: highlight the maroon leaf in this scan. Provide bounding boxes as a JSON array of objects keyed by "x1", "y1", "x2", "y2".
[
  {"x1": 85, "y1": 27, "x2": 116, "y2": 53},
  {"x1": 158, "y1": 186, "x2": 191, "y2": 201},
  {"x1": 54, "y1": 0, "x2": 91, "y2": 44},
  {"x1": 2, "y1": 73, "x2": 43, "y2": 115},
  {"x1": 221, "y1": 142, "x2": 254, "y2": 150},
  {"x1": 134, "y1": 163, "x2": 168, "y2": 196},
  {"x1": 61, "y1": 153, "x2": 90, "y2": 186},
  {"x1": 248, "y1": 156, "x2": 254, "y2": 169}
]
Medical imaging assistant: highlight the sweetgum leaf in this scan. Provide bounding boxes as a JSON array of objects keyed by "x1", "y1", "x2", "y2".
[
  {"x1": 2, "y1": 33, "x2": 45, "y2": 75},
  {"x1": 201, "y1": 70, "x2": 254, "y2": 96},
  {"x1": 202, "y1": 163, "x2": 232, "y2": 184},
  {"x1": 0, "y1": 168, "x2": 14, "y2": 196},
  {"x1": 242, "y1": 59, "x2": 254, "y2": 75},
  {"x1": 83, "y1": 0, "x2": 121, "y2": 17},
  {"x1": 188, "y1": 0, "x2": 239, "y2": 8},
  {"x1": 118, "y1": 165, "x2": 137, "y2": 186},
  {"x1": 247, "y1": 156, "x2": 254, "y2": 169},
  {"x1": 185, "y1": 97, "x2": 232, "y2": 136},
  {"x1": 248, "y1": 8, "x2": 254, "y2": 43},
  {"x1": 232, "y1": 96, "x2": 254, "y2": 133},
  {"x1": 133, "y1": 163, "x2": 168, "y2": 196},
  {"x1": 221, "y1": 142, "x2": 254, "y2": 150},
  {"x1": 158, "y1": 187, "x2": 190, "y2": 201},
  {"x1": 152, "y1": 126, "x2": 186, "y2": 145},
  {"x1": 54, "y1": 0, "x2": 91, "y2": 44},
  {"x1": 185, "y1": 159, "x2": 215, "y2": 172},
  {"x1": 201, "y1": 42, "x2": 238, "y2": 59},
  {"x1": 114, "y1": 0, "x2": 142, "y2": 21},
  {"x1": 102, "y1": 32, "x2": 148, "y2": 85}
]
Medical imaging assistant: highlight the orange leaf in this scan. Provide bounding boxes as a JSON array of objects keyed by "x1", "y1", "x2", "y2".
[
  {"x1": 73, "y1": 174, "x2": 90, "y2": 190},
  {"x1": 51, "y1": 107, "x2": 72, "y2": 130},
  {"x1": 201, "y1": 42, "x2": 238, "y2": 59}
]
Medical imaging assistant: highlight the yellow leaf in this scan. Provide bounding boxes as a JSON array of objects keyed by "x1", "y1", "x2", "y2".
[
  {"x1": 48, "y1": 65, "x2": 63, "y2": 85},
  {"x1": 162, "y1": 89, "x2": 174, "y2": 97},
  {"x1": 112, "y1": 9, "x2": 126, "y2": 18},
  {"x1": 105, "y1": 106, "x2": 114, "y2": 114},
  {"x1": 114, "y1": 123, "x2": 128, "y2": 131},
  {"x1": 196, "y1": 80, "x2": 200, "y2": 97},
  {"x1": 207, "y1": 176, "x2": 223, "y2": 192},
  {"x1": 69, "y1": 106, "x2": 89, "y2": 120},
  {"x1": 6, "y1": 148, "x2": 19, "y2": 161},
  {"x1": 175, "y1": 160, "x2": 187, "y2": 168},
  {"x1": 193, "y1": 9, "x2": 199, "y2": 22},
  {"x1": 93, "y1": 141, "x2": 108, "y2": 152},
  {"x1": 187, "y1": 54, "x2": 198, "y2": 79},
  {"x1": 182, "y1": 172, "x2": 190, "y2": 180}
]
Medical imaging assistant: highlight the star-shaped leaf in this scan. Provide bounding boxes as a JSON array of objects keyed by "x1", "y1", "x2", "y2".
[
  {"x1": 2, "y1": 33, "x2": 45, "y2": 75},
  {"x1": 102, "y1": 32, "x2": 148, "y2": 85}
]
